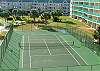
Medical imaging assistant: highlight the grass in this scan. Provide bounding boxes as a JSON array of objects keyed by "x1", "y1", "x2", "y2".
[
  {"x1": 49, "y1": 16, "x2": 94, "y2": 38},
  {"x1": 59, "y1": 16, "x2": 87, "y2": 27},
  {"x1": 16, "y1": 24, "x2": 33, "y2": 30}
]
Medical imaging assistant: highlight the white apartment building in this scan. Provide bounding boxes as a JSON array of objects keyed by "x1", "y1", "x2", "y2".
[{"x1": 0, "y1": 0, "x2": 70, "y2": 15}]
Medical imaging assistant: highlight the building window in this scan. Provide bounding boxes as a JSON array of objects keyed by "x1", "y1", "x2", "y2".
[
  {"x1": 63, "y1": 7, "x2": 66, "y2": 9},
  {"x1": 43, "y1": 4, "x2": 44, "y2": 6},
  {"x1": 49, "y1": 7, "x2": 52, "y2": 9},
  {"x1": 64, "y1": 2, "x2": 66, "y2": 3},
  {"x1": 64, "y1": 10, "x2": 66, "y2": 12}
]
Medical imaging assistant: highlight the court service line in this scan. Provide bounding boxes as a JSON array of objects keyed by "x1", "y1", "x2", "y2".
[
  {"x1": 22, "y1": 35, "x2": 24, "y2": 68},
  {"x1": 59, "y1": 36, "x2": 88, "y2": 65},
  {"x1": 31, "y1": 54, "x2": 70, "y2": 56},
  {"x1": 43, "y1": 39, "x2": 52, "y2": 55},
  {"x1": 55, "y1": 35, "x2": 80, "y2": 65},
  {"x1": 28, "y1": 35, "x2": 32, "y2": 69}
]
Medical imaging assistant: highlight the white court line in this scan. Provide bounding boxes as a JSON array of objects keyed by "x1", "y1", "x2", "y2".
[
  {"x1": 43, "y1": 39, "x2": 52, "y2": 55},
  {"x1": 29, "y1": 34, "x2": 49, "y2": 35},
  {"x1": 55, "y1": 35, "x2": 80, "y2": 65},
  {"x1": 28, "y1": 36, "x2": 30, "y2": 56},
  {"x1": 31, "y1": 54, "x2": 70, "y2": 56},
  {"x1": 29, "y1": 39, "x2": 58, "y2": 40},
  {"x1": 59, "y1": 36, "x2": 88, "y2": 65},
  {"x1": 28, "y1": 35, "x2": 32, "y2": 69},
  {"x1": 22, "y1": 35, "x2": 24, "y2": 68}
]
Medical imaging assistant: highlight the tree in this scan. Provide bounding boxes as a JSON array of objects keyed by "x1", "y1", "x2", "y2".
[
  {"x1": 17, "y1": 9, "x2": 26, "y2": 17},
  {"x1": 0, "y1": 8, "x2": 3, "y2": 12},
  {"x1": 0, "y1": 11, "x2": 10, "y2": 22},
  {"x1": 12, "y1": 9, "x2": 27, "y2": 21},
  {"x1": 12, "y1": 9, "x2": 17, "y2": 16},
  {"x1": 8, "y1": 9, "x2": 13, "y2": 15},
  {"x1": 41, "y1": 12, "x2": 51, "y2": 25},
  {"x1": 30, "y1": 9, "x2": 39, "y2": 21},
  {"x1": 93, "y1": 26, "x2": 100, "y2": 44},
  {"x1": 51, "y1": 9, "x2": 62, "y2": 17},
  {"x1": 12, "y1": 9, "x2": 26, "y2": 17},
  {"x1": 51, "y1": 9, "x2": 62, "y2": 22}
]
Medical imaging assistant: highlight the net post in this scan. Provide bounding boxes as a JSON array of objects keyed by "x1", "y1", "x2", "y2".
[
  {"x1": 72, "y1": 41, "x2": 74, "y2": 46},
  {"x1": 42, "y1": 67, "x2": 43, "y2": 71},
  {"x1": 67, "y1": 66, "x2": 69, "y2": 71},
  {"x1": 91, "y1": 65, "x2": 93, "y2": 71}
]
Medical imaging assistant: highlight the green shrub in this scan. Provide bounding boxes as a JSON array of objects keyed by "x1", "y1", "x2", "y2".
[
  {"x1": 53, "y1": 16, "x2": 61, "y2": 22},
  {"x1": 26, "y1": 20, "x2": 32, "y2": 23},
  {"x1": 22, "y1": 17, "x2": 28, "y2": 21},
  {"x1": 15, "y1": 17, "x2": 22, "y2": 21}
]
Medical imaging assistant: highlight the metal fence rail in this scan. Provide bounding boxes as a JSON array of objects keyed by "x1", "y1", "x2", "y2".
[{"x1": 0, "y1": 64, "x2": 100, "y2": 71}]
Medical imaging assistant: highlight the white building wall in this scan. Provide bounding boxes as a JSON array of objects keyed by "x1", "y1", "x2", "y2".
[
  {"x1": 70, "y1": 0, "x2": 72, "y2": 16},
  {"x1": 0, "y1": 1, "x2": 70, "y2": 15}
]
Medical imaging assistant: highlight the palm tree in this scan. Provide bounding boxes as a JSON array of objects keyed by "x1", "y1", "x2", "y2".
[
  {"x1": 93, "y1": 26, "x2": 100, "y2": 44},
  {"x1": 26, "y1": 11, "x2": 31, "y2": 21},
  {"x1": 12, "y1": 9, "x2": 17, "y2": 17},
  {"x1": 51, "y1": 9, "x2": 62, "y2": 22},
  {"x1": 41, "y1": 12, "x2": 51, "y2": 25},
  {"x1": 17, "y1": 9, "x2": 25, "y2": 17},
  {"x1": 0, "y1": 11, "x2": 10, "y2": 22},
  {"x1": 30, "y1": 9, "x2": 39, "y2": 21},
  {"x1": 12, "y1": 9, "x2": 27, "y2": 21}
]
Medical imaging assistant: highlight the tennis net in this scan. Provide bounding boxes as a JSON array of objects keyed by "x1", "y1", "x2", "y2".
[{"x1": 19, "y1": 41, "x2": 75, "y2": 50}]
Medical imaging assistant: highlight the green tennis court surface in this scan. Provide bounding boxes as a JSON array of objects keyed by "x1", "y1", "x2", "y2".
[
  {"x1": 1, "y1": 29, "x2": 100, "y2": 71},
  {"x1": 19, "y1": 33, "x2": 86, "y2": 69},
  {"x1": 15, "y1": 30, "x2": 100, "y2": 70}
]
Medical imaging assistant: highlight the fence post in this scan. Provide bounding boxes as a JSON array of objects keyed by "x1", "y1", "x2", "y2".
[
  {"x1": 31, "y1": 23, "x2": 32, "y2": 31},
  {"x1": 18, "y1": 43, "x2": 20, "y2": 47},
  {"x1": 22, "y1": 24, "x2": 23, "y2": 31}
]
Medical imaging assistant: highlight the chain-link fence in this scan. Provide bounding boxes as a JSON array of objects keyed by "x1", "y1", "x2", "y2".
[
  {"x1": 65, "y1": 26, "x2": 100, "y2": 56},
  {"x1": 0, "y1": 24, "x2": 22, "y2": 71},
  {"x1": 0, "y1": 24, "x2": 13, "y2": 63},
  {"x1": 1, "y1": 23, "x2": 100, "y2": 71},
  {"x1": 0, "y1": 64, "x2": 100, "y2": 71}
]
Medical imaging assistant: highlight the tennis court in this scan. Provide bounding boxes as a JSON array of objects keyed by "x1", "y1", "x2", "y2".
[
  {"x1": 18, "y1": 30, "x2": 88, "y2": 69},
  {"x1": 1, "y1": 25, "x2": 100, "y2": 71}
]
